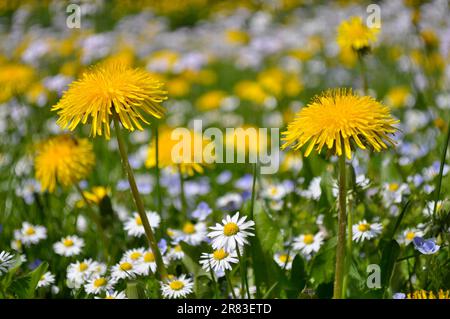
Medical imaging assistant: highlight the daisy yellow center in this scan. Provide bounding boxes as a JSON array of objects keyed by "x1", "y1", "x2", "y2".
[
  {"x1": 169, "y1": 280, "x2": 185, "y2": 291},
  {"x1": 174, "y1": 245, "x2": 182, "y2": 252},
  {"x1": 63, "y1": 239, "x2": 74, "y2": 247},
  {"x1": 278, "y1": 254, "x2": 289, "y2": 263},
  {"x1": 358, "y1": 223, "x2": 370, "y2": 232},
  {"x1": 389, "y1": 183, "x2": 399, "y2": 192},
  {"x1": 406, "y1": 232, "x2": 416, "y2": 241},
  {"x1": 303, "y1": 234, "x2": 314, "y2": 245},
  {"x1": 105, "y1": 296, "x2": 114, "y2": 299},
  {"x1": 94, "y1": 278, "x2": 107, "y2": 288},
  {"x1": 213, "y1": 249, "x2": 229, "y2": 261},
  {"x1": 79, "y1": 263, "x2": 89, "y2": 271},
  {"x1": 120, "y1": 262, "x2": 133, "y2": 271},
  {"x1": 223, "y1": 222, "x2": 239, "y2": 236},
  {"x1": 130, "y1": 252, "x2": 142, "y2": 260},
  {"x1": 25, "y1": 227, "x2": 36, "y2": 235},
  {"x1": 135, "y1": 216, "x2": 142, "y2": 226},
  {"x1": 144, "y1": 252, "x2": 155, "y2": 263},
  {"x1": 270, "y1": 187, "x2": 278, "y2": 195},
  {"x1": 183, "y1": 222, "x2": 196, "y2": 234}
]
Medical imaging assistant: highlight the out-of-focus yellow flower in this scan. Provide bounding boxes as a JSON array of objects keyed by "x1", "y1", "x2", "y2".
[
  {"x1": 82, "y1": 186, "x2": 110, "y2": 205},
  {"x1": 338, "y1": 46, "x2": 358, "y2": 67},
  {"x1": 282, "y1": 89, "x2": 398, "y2": 159},
  {"x1": 167, "y1": 77, "x2": 191, "y2": 98},
  {"x1": 434, "y1": 117, "x2": 447, "y2": 131},
  {"x1": 52, "y1": 63, "x2": 168, "y2": 139},
  {"x1": 385, "y1": 86, "x2": 411, "y2": 108},
  {"x1": 60, "y1": 61, "x2": 80, "y2": 77},
  {"x1": 26, "y1": 82, "x2": 48, "y2": 105},
  {"x1": 184, "y1": 69, "x2": 217, "y2": 86},
  {"x1": 0, "y1": 63, "x2": 34, "y2": 103},
  {"x1": 258, "y1": 68, "x2": 284, "y2": 96},
  {"x1": 35, "y1": 135, "x2": 95, "y2": 193},
  {"x1": 101, "y1": 49, "x2": 135, "y2": 68},
  {"x1": 226, "y1": 29, "x2": 250, "y2": 45},
  {"x1": 147, "y1": 50, "x2": 180, "y2": 73},
  {"x1": 196, "y1": 90, "x2": 227, "y2": 110},
  {"x1": 420, "y1": 29, "x2": 439, "y2": 49},
  {"x1": 234, "y1": 80, "x2": 267, "y2": 104},
  {"x1": 145, "y1": 127, "x2": 208, "y2": 176},
  {"x1": 337, "y1": 16, "x2": 379, "y2": 52}
]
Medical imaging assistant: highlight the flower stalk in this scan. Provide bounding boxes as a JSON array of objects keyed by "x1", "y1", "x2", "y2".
[
  {"x1": 113, "y1": 114, "x2": 167, "y2": 279},
  {"x1": 334, "y1": 145, "x2": 347, "y2": 299}
]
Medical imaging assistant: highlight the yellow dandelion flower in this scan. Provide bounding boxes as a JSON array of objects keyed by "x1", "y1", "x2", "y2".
[
  {"x1": 35, "y1": 135, "x2": 95, "y2": 193},
  {"x1": 282, "y1": 89, "x2": 399, "y2": 159},
  {"x1": 337, "y1": 16, "x2": 379, "y2": 52},
  {"x1": 145, "y1": 127, "x2": 208, "y2": 176},
  {"x1": 407, "y1": 290, "x2": 450, "y2": 299},
  {"x1": 51, "y1": 63, "x2": 168, "y2": 139},
  {"x1": 196, "y1": 90, "x2": 227, "y2": 111},
  {"x1": 0, "y1": 63, "x2": 34, "y2": 103}
]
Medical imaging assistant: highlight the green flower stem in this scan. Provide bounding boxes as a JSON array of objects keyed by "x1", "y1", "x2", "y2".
[
  {"x1": 225, "y1": 270, "x2": 237, "y2": 299},
  {"x1": 357, "y1": 52, "x2": 368, "y2": 95},
  {"x1": 113, "y1": 115, "x2": 167, "y2": 280},
  {"x1": 154, "y1": 124, "x2": 163, "y2": 218},
  {"x1": 74, "y1": 184, "x2": 110, "y2": 261},
  {"x1": 178, "y1": 164, "x2": 188, "y2": 215},
  {"x1": 333, "y1": 152, "x2": 347, "y2": 299},
  {"x1": 236, "y1": 246, "x2": 251, "y2": 299},
  {"x1": 433, "y1": 119, "x2": 450, "y2": 220}
]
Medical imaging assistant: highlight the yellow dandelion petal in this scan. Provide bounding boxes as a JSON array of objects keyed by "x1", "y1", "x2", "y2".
[
  {"x1": 34, "y1": 135, "x2": 95, "y2": 193},
  {"x1": 337, "y1": 16, "x2": 379, "y2": 52},
  {"x1": 282, "y1": 89, "x2": 399, "y2": 159},
  {"x1": 51, "y1": 63, "x2": 168, "y2": 139}
]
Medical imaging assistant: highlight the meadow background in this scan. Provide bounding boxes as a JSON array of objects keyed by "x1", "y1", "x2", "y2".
[{"x1": 0, "y1": 0, "x2": 449, "y2": 299}]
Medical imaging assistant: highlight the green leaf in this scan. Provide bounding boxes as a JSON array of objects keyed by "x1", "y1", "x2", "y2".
[
  {"x1": 253, "y1": 202, "x2": 283, "y2": 254},
  {"x1": 310, "y1": 237, "x2": 337, "y2": 285},
  {"x1": 380, "y1": 240, "x2": 400, "y2": 290},
  {"x1": 126, "y1": 281, "x2": 146, "y2": 299},
  {"x1": 389, "y1": 200, "x2": 411, "y2": 240},
  {"x1": 288, "y1": 255, "x2": 306, "y2": 298},
  {"x1": 10, "y1": 261, "x2": 48, "y2": 298}
]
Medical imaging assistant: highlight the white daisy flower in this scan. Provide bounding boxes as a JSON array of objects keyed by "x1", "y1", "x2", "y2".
[
  {"x1": 199, "y1": 248, "x2": 239, "y2": 272},
  {"x1": 37, "y1": 271, "x2": 55, "y2": 288},
  {"x1": 167, "y1": 244, "x2": 185, "y2": 261},
  {"x1": 352, "y1": 220, "x2": 383, "y2": 243},
  {"x1": 398, "y1": 228, "x2": 424, "y2": 245},
  {"x1": 95, "y1": 290, "x2": 127, "y2": 299},
  {"x1": 293, "y1": 232, "x2": 324, "y2": 256},
  {"x1": 84, "y1": 276, "x2": 116, "y2": 295},
  {"x1": 273, "y1": 252, "x2": 294, "y2": 270},
  {"x1": 382, "y1": 182, "x2": 410, "y2": 207},
  {"x1": 262, "y1": 184, "x2": 287, "y2": 201},
  {"x1": 233, "y1": 284, "x2": 257, "y2": 299},
  {"x1": 123, "y1": 211, "x2": 161, "y2": 237},
  {"x1": 53, "y1": 235, "x2": 84, "y2": 257},
  {"x1": 111, "y1": 260, "x2": 139, "y2": 280},
  {"x1": 135, "y1": 250, "x2": 158, "y2": 275},
  {"x1": 161, "y1": 275, "x2": 194, "y2": 299},
  {"x1": 122, "y1": 248, "x2": 145, "y2": 263},
  {"x1": 172, "y1": 222, "x2": 207, "y2": 246},
  {"x1": 0, "y1": 251, "x2": 15, "y2": 274},
  {"x1": 91, "y1": 261, "x2": 108, "y2": 276},
  {"x1": 17, "y1": 222, "x2": 47, "y2": 246},
  {"x1": 66, "y1": 259, "x2": 96, "y2": 289},
  {"x1": 208, "y1": 212, "x2": 255, "y2": 252}
]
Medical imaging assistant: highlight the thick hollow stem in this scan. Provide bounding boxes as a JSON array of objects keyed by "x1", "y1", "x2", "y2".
[
  {"x1": 333, "y1": 153, "x2": 347, "y2": 299},
  {"x1": 113, "y1": 115, "x2": 167, "y2": 279}
]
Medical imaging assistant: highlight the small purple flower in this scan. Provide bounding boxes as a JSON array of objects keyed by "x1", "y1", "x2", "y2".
[
  {"x1": 413, "y1": 237, "x2": 440, "y2": 255},
  {"x1": 393, "y1": 293, "x2": 406, "y2": 299},
  {"x1": 234, "y1": 174, "x2": 253, "y2": 191},
  {"x1": 28, "y1": 259, "x2": 42, "y2": 270},
  {"x1": 191, "y1": 202, "x2": 212, "y2": 221},
  {"x1": 217, "y1": 171, "x2": 232, "y2": 185},
  {"x1": 158, "y1": 239, "x2": 167, "y2": 254}
]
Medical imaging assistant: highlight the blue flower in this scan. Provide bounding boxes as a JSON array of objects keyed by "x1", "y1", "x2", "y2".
[
  {"x1": 413, "y1": 237, "x2": 440, "y2": 255},
  {"x1": 191, "y1": 202, "x2": 212, "y2": 221},
  {"x1": 393, "y1": 292, "x2": 406, "y2": 299}
]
